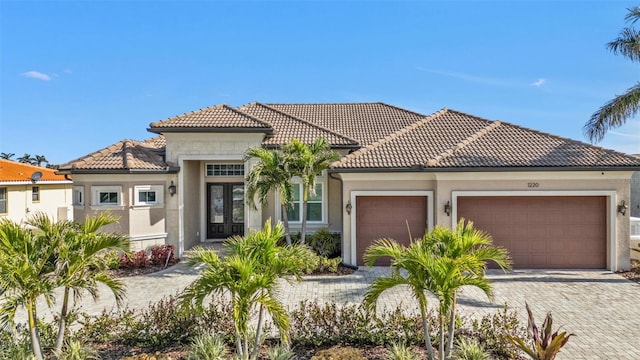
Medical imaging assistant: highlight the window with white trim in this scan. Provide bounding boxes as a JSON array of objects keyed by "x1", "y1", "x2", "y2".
[
  {"x1": 92, "y1": 186, "x2": 122, "y2": 206},
  {"x1": 0, "y1": 187, "x2": 6, "y2": 214},
  {"x1": 206, "y1": 164, "x2": 244, "y2": 176},
  {"x1": 72, "y1": 186, "x2": 84, "y2": 206},
  {"x1": 32, "y1": 186, "x2": 40, "y2": 202},
  {"x1": 286, "y1": 182, "x2": 324, "y2": 223},
  {"x1": 134, "y1": 185, "x2": 163, "y2": 206}
]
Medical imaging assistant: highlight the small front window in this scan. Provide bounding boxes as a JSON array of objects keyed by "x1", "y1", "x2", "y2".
[
  {"x1": 0, "y1": 188, "x2": 6, "y2": 214},
  {"x1": 99, "y1": 192, "x2": 118, "y2": 204},
  {"x1": 72, "y1": 186, "x2": 84, "y2": 205},
  {"x1": 32, "y1": 186, "x2": 40, "y2": 202},
  {"x1": 92, "y1": 186, "x2": 121, "y2": 206},
  {"x1": 134, "y1": 185, "x2": 163, "y2": 206}
]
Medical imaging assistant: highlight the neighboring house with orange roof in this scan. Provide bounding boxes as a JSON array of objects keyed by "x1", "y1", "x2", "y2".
[
  {"x1": 58, "y1": 102, "x2": 640, "y2": 270},
  {"x1": 0, "y1": 159, "x2": 73, "y2": 223}
]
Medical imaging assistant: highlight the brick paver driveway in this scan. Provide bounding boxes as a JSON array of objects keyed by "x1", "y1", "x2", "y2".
[{"x1": 23, "y1": 264, "x2": 640, "y2": 359}]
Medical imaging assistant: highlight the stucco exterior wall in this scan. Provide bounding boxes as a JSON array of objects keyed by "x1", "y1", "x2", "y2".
[
  {"x1": 338, "y1": 171, "x2": 633, "y2": 271},
  {"x1": 631, "y1": 171, "x2": 640, "y2": 218},
  {"x1": 1, "y1": 183, "x2": 72, "y2": 223},
  {"x1": 71, "y1": 174, "x2": 171, "y2": 251}
]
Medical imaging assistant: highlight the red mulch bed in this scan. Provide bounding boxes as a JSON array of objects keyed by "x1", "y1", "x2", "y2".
[{"x1": 108, "y1": 258, "x2": 181, "y2": 278}]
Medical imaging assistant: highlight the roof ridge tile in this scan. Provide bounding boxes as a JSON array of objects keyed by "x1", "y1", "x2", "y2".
[
  {"x1": 254, "y1": 103, "x2": 359, "y2": 145},
  {"x1": 331, "y1": 108, "x2": 449, "y2": 167},
  {"x1": 426, "y1": 120, "x2": 502, "y2": 167}
]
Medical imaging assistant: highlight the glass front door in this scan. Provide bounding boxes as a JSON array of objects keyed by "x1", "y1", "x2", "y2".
[{"x1": 207, "y1": 183, "x2": 244, "y2": 239}]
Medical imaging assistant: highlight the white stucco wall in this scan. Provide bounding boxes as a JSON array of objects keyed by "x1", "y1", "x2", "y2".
[{"x1": 0, "y1": 182, "x2": 72, "y2": 224}]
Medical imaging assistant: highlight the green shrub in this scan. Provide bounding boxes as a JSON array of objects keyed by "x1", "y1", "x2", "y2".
[
  {"x1": 451, "y1": 337, "x2": 490, "y2": 360},
  {"x1": 76, "y1": 294, "x2": 235, "y2": 350},
  {"x1": 290, "y1": 301, "x2": 431, "y2": 347},
  {"x1": 267, "y1": 345, "x2": 296, "y2": 360},
  {"x1": 311, "y1": 346, "x2": 366, "y2": 360},
  {"x1": 0, "y1": 333, "x2": 36, "y2": 360},
  {"x1": 307, "y1": 228, "x2": 341, "y2": 257},
  {"x1": 386, "y1": 342, "x2": 420, "y2": 360},
  {"x1": 186, "y1": 333, "x2": 227, "y2": 360},
  {"x1": 53, "y1": 339, "x2": 100, "y2": 360},
  {"x1": 100, "y1": 249, "x2": 123, "y2": 270},
  {"x1": 471, "y1": 304, "x2": 526, "y2": 359},
  {"x1": 507, "y1": 303, "x2": 573, "y2": 360}
]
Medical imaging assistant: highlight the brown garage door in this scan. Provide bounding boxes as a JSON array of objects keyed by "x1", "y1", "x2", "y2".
[
  {"x1": 457, "y1": 196, "x2": 606, "y2": 269},
  {"x1": 356, "y1": 196, "x2": 427, "y2": 266}
]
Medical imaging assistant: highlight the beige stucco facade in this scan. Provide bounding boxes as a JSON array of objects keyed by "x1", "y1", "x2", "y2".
[
  {"x1": 0, "y1": 182, "x2": 72, "y2": 224},
  {"x1": 71, "y1": 174, "x2": 173, "y2": 252},
  {"x1": 67, "y1": 131, "x2": 635, "y2": 272}
]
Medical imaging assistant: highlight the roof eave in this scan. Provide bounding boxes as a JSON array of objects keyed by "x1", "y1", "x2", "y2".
[
  {"x1": 329, "y1": 165, "x2": 640, "y2": 173},
  {"x1": 56, "y1": 166, "x2": 181, "y2": 175},
  {"x1": 147, "y1": 127, "x2": 273, "y2": 134}
]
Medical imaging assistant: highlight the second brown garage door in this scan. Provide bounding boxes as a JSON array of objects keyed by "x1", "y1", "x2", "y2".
[
  {"x1": 457, "y1": 196, "x2": 606, "y2": 269},
  {"x1": 356, "y1": 196, "x2": 427, "y2": 266}
]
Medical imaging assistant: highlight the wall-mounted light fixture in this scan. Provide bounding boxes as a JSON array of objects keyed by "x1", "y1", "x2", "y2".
[
  {"x1": 168, "y1": 181, "x2": 177, "y2": 196},
  {"x1": 444, "y1": 201, "x2": 451, "y2": 216},
  {"x1": 617, "y1": 200, "x2": 628, "y2": 216},
  {"x1": 345, "y1": 201, "x2": 352, "y2": 215}
]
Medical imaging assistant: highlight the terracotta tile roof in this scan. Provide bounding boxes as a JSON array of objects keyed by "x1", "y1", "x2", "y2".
[
  {"x1": 332, "y1": 109, "x2": 640, "y2": 170},
  {"x1": 263, "y1": 102, "x2": 426, "y2": 145},
  {"x1": 0, "y1": 160, "x2": 70, "y2": 183},
  {"x1": 238, "y1": 102, "x2": 359, "y2": 147},
  {"x1": 58, "y1": 136, "x2": 175, "y2": 173},
  {"x1": 148, "y1": 104, "x2": 272, "y2": 132}
]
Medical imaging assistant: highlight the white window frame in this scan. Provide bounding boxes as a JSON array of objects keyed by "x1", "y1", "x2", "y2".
[
  {"x1": 276, "y1": 176, "x2": 328, "y2": 225},
  {"x1": 134, "y1": 185, "x2": 164, "y2": 206},
  {"x1": 91, "y1": 186, "x2": 122, "y2": 207},
  {"x1": 32, "y1": 186, "x2": 40, "y2": 202},
  {"x1": 0, "y1": 187, "x2": 6, "y2": 214},
  {"x1": 205, "y1": 163, "x2": 245, "y2": 177},
  {"x1": 72, "y1": 186, "x2": 84, "y2": 206}
]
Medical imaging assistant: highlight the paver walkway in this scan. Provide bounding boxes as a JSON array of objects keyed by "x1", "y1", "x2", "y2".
[{"x1": 19, "y1": 263, "x2": 640, "y2": 360}]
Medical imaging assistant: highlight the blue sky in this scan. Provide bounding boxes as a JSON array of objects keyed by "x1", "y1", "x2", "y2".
[{"x1": 1, "y1": 0, "x2": 639, "y2": 165}]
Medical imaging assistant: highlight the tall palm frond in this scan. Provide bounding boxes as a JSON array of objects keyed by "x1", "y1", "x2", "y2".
[{"x1": 586, "y1": 6, "x2": 640, "y2": 142}]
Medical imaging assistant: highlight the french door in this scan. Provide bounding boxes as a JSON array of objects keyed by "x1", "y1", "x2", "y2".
[{"x1": 207, "y1": 183, "x2": 244, "y2": 239}]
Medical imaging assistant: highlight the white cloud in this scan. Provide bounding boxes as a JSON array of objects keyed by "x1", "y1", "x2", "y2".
[
  {"x1": 530, "y1": 78, "x2": 546, "y2": 87},
  {"x1": 63, "y1": 69, "x2": 72, "y2": 74},
  {"x1": 21, "y1": 71, "x2": 52, "y2": 81}
]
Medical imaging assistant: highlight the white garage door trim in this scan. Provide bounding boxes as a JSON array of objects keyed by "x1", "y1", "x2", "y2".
[
  {"x1": 451, "y1": 190, "x2": 617, "y2": 271},
  {"x1": 350, "y1": 190, "x2": 434, "y2": 265}
]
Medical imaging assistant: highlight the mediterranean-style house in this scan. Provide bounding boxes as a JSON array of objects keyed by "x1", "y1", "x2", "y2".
[
  {"x1": 0, "y1": 159, "x2": 73, "y2": 223},
  {"x1": 58, "y1": 102, "x2": 640, "y2": 270}
]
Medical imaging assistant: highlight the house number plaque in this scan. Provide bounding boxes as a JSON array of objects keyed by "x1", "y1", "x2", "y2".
[{"x1": 527, "y1": 182, "x2": 540, "y2": 188}]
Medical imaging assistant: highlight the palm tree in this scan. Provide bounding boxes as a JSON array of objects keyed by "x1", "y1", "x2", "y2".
[
  {"x1": 0, "y1": 219, "x2": 59, "y2": 360},
  {"x1": 284, "y1": 138, "x2": 339, "y2": 244},
  {"x1": 0, "y1": 152, "x2": 15, "y2": 160},
  {"x1": 17, "y1": 153, "x2": 35, "y2": 165},
  {"x1": 363, "y1": 220, "x2": 511, "y2": 360},
  {"x1": 363, "y1": 238, "x2": 438, "y2": 360},
  {"x1": 26, "y1": 213, "x2": 129, "y2": 353},
  {"x1": 33, "y1": 155, "x2": 48, "y2": 167},
  {"x1": 585, "y1": 6, "x2": 640, "y2": 142},
  {"x1": 245, "y1": 147, "x2": 295, "y2": 244},
  {"x1": 422, "y1": 220, "x2": 511, "y2": 359},
  {"x1": 180, "y1": 220, "x2": 313, "y2": 360}
]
